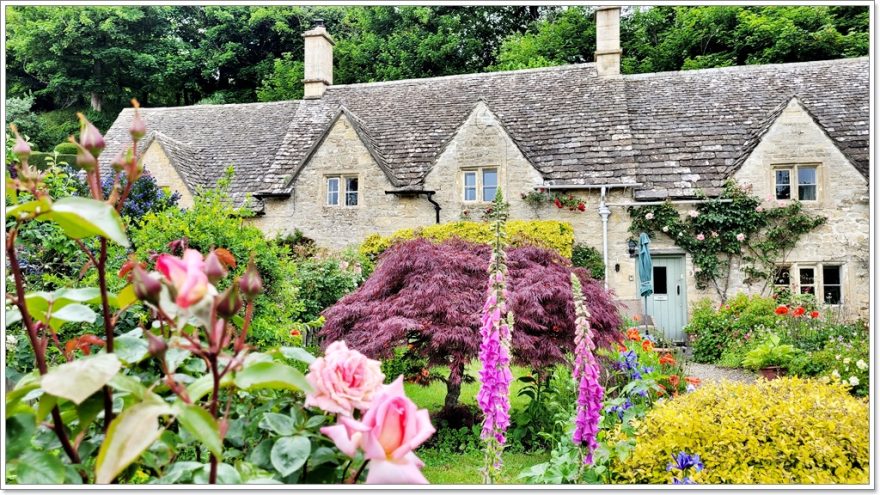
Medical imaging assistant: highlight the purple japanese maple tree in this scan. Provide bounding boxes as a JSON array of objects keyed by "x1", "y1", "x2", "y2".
[{"x1": 320, "y1": 238, "x2": 621, "y2": 408}]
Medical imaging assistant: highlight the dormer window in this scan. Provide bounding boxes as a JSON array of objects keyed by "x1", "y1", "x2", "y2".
[
  {"x1": 774, "y1": 164, "x2": 818, "y2": 201},
  {"x1": 462, "y1": 167, "x2": 498, "y2": 203},
  {"x1": 326, "y1": 175, "x2": 359, "y2": 207}
]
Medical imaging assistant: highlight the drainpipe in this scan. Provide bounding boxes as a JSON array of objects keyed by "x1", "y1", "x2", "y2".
[
  {"x1": 425, "y1": 192, "x2": 441, "y2": 224},
  {"x1": 598, "y1": 186, "x2": 611, "y2": 289}
]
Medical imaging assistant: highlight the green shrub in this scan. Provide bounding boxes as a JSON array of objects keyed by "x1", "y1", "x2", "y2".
[
  {"x1": 131, "y1": 170, "x2": 304, "y2": 347},
  {"x1": 293, "y1": 249, "x2": 371, "y2": 322},
  {"x1": 53, "y1": 142, "x2": 80, "y2": 154},
  {"x1": 361, "y1": 219, "x2": 575, "y2": 260},
  {"x1": 741, "y1": 334, "x2": 799, "y2": 370},
  {"x1": 611, "y1": 378, "x2": 869, "y2": 484},
  {"x1": 570, "y1": 243, "x2": 605, "y2": 279},
  {"x1": 687, "y1": 294, "x2": 782, "y2": 363},
  {"x1": 380, "y1": 345, "x2": 429, "y2": 383}
]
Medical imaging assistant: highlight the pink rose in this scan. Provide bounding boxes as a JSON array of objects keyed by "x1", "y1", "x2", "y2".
[
  {"x1": 645, "y1": 212, "x2": 654, "y2": 220},
  {"x1": 696, "y1": 233, "x2": 705, "y2": 241},
  {"x1": 156, "y1": 249, "x2": 209, "y2": 308},
  {"x1": 688, "y1": 210, "x2": 699, "y2": 218},
  {"x1": 736, "y1": 233, "x2": 745, "y2": 242},
  {"x1": 321, "y1": 377, "x2": 435, "y2": 484},
  {"x1": 755, "y1": 205, "x2": 764, "y2": 212},
  {"x1": 305, "y1": 341, "x2": 384, "y2": 415}
]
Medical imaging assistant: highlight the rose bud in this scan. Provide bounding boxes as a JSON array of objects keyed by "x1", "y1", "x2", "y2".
[
  {"x1": 239, "y1": 257, "x2": 263, "y2": 301},
  {"x1": 70, "y1": 137, "x2": 97, "y2": 172},
  {"x1": 77, "y1": 113, "x2": 105, "y2": 157},
  {"x1": 215, "y1": 282, "x2": 242, "y2": 318},
  {"x1": 10, "y1": 124, "x2": 31, "y2": 161},
  {"x1": 146, "y1": 331, "x2": 167, "y2": 361},
  {"x1": 132, "y1": 265, "x2": 162, "y2": 305},
  {"x1": 204, "y1": 250, "x2": 228, "y2": 284},
  {"x1": 129, "y1": 99, "x2": 147, "y2": 140},
  {"x1": 110, "y1": 146, "x2": 134, "y2": 173}
]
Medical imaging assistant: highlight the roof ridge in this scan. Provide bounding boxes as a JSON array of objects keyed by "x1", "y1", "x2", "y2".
[
  {"x1": 328, "y1": 63, "x2": 596, "y2": 90},
  {"x1": 133, "y1": 100, "x2": 302, "y2": 112},
  {"x1": 624, "y1": 56, "x2": 867, "y2": 80}
]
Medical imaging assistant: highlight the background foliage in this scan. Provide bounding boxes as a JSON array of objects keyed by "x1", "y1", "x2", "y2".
[{"x1": 6, "y1": 6, "x2": 868, "y2": 151}]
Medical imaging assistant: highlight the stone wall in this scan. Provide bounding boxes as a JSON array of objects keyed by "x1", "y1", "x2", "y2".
[{"x1": 141, "y1": 140, "x2": 194, "y2": 208}]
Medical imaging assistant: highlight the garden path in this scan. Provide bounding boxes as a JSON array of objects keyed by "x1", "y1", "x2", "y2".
[{"x1": 683, "y1": 363, "x2": 757, "y2": 384}]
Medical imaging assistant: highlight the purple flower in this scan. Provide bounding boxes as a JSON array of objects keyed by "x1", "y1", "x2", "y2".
[
  {"x1": 668, "y1": 452, "x2": 704, "y2": 472},
  {"x1": 672, "y1": 477, "x2": 697, "y2": 485},
  {"x1": 570, "y1": 275, "x2": 604, "y2": 465}
]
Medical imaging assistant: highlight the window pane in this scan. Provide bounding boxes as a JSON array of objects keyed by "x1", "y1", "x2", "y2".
[
  {"x1": 327, "y1": 178, "x2": 339, "y2": 205},
  {"x1": 799, "y1": 268, "x2": 814, "y2": 285},
  {"x1": 822, "y1": 265, "x2": 841, "y2": 285},
  {"x1": 652, "y1": 266, "x2": 667, "y2": 295},
  {"x1": 345, "y1": 177, "x2": 358, "y2": 206},
  {"x1": 464, "y1": 172, "x2": 476, "y2": 201},
  {"x1": 798, "y1": 185, "x2": 817, "y2": 201},
  {"x1": 798, "y1": 167, "x2": 816, "y2": 185},
  {"x1": 823, "y1": 286, "x2": 842, "y2": 305},
  {"x1": 482, "y1": 169, "x2": 498, "y2": 202},
  {"x1": 775, "y1": 170, "x2": 791, "y2": 200},
  {"x1": 774, "y1": 267, "x2": 791, "y2": 286}
]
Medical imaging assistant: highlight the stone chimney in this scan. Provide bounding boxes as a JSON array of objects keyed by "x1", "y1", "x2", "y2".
[
  {"x1": 302, "y1": 19, "x2": 335, "y2": 99},
  {"x1": 594, "y1": 6, "x2": 621, "y2": 77}
]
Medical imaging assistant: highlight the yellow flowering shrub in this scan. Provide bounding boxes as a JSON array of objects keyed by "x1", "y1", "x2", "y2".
[
  {"x1": 360, "y1": 220, "x2": 574, "y2": 259},
  {"x1": 611, "y1": 377, "x2": 869, "y2": 485}
]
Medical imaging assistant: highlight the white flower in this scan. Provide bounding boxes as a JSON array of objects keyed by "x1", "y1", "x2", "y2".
[
  {"x1": 848, "y1": 376, "x2": 860, "y2": 387},
  {"x1": 688, "y1": 210, "x2": 699, "y2": 218},
  {"x1": 831, "y1": 369, "x2": 841, "y2": 380},
  {"x1": 662, "y1": 226, "x2": 669, "y2": 232},
  {"x1": 5, "y1": 335, "x2": 17, "y2": 347},
  {"x1": 856, "y1": 359, "x2": 867, "y2": 370},
  {"x1": 645, "y1": 212, "x2": 654, "y2": 220},
  {"x1": 686, "y1": 384, "x2": 696, "y2": 393},
  {"x1": 843, "y1": 357, "x2": 851, "y2": 365},
  {"x1": 736, "y1": 233, "x2": 745, "y2": 242},
  {"x1": 835, "y1": 355, "x2": 841, "y2": 360}
]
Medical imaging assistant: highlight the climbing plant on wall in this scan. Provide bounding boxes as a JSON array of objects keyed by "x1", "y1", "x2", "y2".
[{"x1": 627, "y1": 181, "x2": 826, "y2": 302}]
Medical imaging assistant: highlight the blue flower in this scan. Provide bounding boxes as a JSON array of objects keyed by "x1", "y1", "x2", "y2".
[
  {"x1": 672, "y1": 477, "x2": 697, "y2": 485},
  {"x1": 668, "y1": 452, "x2": 704, "y2": 472}
]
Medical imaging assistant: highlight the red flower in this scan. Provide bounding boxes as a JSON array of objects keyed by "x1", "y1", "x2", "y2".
[
  {"x1": 642, "y1": 340, "x2": 654, "y2": 352},
  {"x1": 809, "y1": 310, "x2": 820, "y2": 319},
  {"x1": 290, "y1": 329, "x2": 301, "y2": 337},
  {"x1": 669, "y1": 375, "x2": 680, "y2": 388},
  {"x1": 659, "y1": 353, "x2": 676, "y2": 366},
  {"x1": 793, "y1": 306, "x2": 806, "y2": 318},
  {"x1": 577, "y1": 202, "x2": 586, "y2": 212},
  {"x1": 626, "y1": 328, "x2": 641, "y2": 341},
  {"x1": 685, "y1": 376, "x2": 701, "y2": 386},
  {"x1": 554, "y1": 198, "x2": 563, "y2": 209},
  {"x1": 774, "y1": 305, "x2": 789, "y2": 315}
]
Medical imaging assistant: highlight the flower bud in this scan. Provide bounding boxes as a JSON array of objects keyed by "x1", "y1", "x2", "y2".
[
  {"x1": 129, "y1": 104, "x2": 146, "y2": 140},
  {"x1": 239, "y1": 256, "x2": 263, "y2": 301},
  {"x1": 132, "y1": 265, "x2": 162, "y2": 305},
  {"x1": 70, "y1": 137, "x2": 97, "y2": 172},
  {"x1": 77, "y1": 113, "x2": 105, "y2": 157},
  {"x1": 215, "y1": 282, "x2": 242, "y2": 318},
  {"x1": 146, "y1": 331, "x2": 167, "y2": 361},
  {"x1": 10, "y1": 124, "x2": 31, "y2": 161},
  {"x1": 204, "y1": 250, "x2": 228, "y2": 284},
  {"x1": 111, "y1": 146, "x2": 133, "y2": 173}
]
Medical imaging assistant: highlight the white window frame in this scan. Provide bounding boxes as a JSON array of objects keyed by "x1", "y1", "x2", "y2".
[
  {"x1": 773, "y1": 164, "x2": 819, "y2": 202},
  {"x1": 773, "y1": 265, "x2": 792, "y2": 296},
  {"x1": 798, "y1": 266, "x2": 816, "y2": 297},
  {"x1": 821, "y1": 265, "x2": 843, "y2": 305},
  {"x1": 462, "y1": 167, "x2": 499, "y2": 203},
  {"x1": 345, "y1": 177, "x2": 359, "y2": 207},
  {"x1": 783, "y1": 262, "x2": 844, "y2": 306},
  {"x1": 326, "y1": 175, "x2": 360, "y2": 207}
]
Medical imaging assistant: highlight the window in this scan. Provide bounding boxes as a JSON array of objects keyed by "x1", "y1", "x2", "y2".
[
  {"x1": 773, "y1": 266, "x2": 791, "y2": 296},
  {"x1": 345, "y1": 177, "x2": 359, "y2": 206},
  {"x1": 822, "y1": 265, "x2": 842, "y2": 305},
  {"x1": 482, "y1": 168, "x2": 498, "y2": 202},
  {"x1": 462, "y1": 167, "x2": 498, "y2": 202},
  {"x1": 798, "y1": 167, "x2": 817, "y2": 201},
  {"x1": 775, "y1": 169, "x2": 791, "y2": 200},
  {"x1": 463, "y1": 172, "x2": 477, "y2": 202},
  {"x1": 652, "y1": 266, "x2": 668, "y2": 295},
  {"x1": 326, "y1": 176, "x2": 359, "y2": 207},
  {"x1": 774, "y1": 165, "x2": 818, "y2": 201},
  {"x1": 327, "y1": 177, "x2": 340, "y2": 206},
  {"x1": 799, "y1": 267, "x2": 815, "y2": 296}
]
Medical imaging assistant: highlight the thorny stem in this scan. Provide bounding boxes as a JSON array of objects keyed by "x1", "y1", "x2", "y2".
[
  {"x1": 7, "y1": 226, "x2": 86, "y2": 481},
  {"x1": 208, "y1": 352, "x2": 221, "y2": 484},
  {"x1": 96, "y1": 237, "x2": 115, "y2": 431}
]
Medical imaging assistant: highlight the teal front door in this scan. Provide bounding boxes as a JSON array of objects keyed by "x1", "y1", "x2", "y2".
[{"x1": 636, "y1": 255, "x2": 688, "y2": 343}]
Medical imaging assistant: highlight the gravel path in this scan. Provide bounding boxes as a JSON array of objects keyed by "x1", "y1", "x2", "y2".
[{"x1": 683, "y1": 362, "x2": 757, "y2": 384}]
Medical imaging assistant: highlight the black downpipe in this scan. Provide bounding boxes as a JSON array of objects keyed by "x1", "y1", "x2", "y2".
[{"x1": 425, "y1": 192, "x2": 441, "y2": 224}]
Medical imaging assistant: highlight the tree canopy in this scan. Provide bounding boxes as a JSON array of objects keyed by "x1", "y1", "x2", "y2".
[
  {"x1": 5, "y1": 5, "x2": 868, "y2": 150},
  {"x1": 320, "y1": 238, "x2": 621, "y2": 407}
]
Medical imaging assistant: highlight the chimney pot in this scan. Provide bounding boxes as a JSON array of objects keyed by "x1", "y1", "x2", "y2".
[
  {"x1": 302, "y1": 22, "x2": 335, "y2": 99},
  {"x1": 594, "y1": 6, "x2": 621, "y2": 77}
]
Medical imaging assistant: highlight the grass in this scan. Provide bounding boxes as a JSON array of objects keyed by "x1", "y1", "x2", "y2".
[
  {"x1": 419, "y1": 449, "x2": 550, "y2": 484},
  {"x1": 403, "y1": 360, "x2": 533, "y2": 412}
]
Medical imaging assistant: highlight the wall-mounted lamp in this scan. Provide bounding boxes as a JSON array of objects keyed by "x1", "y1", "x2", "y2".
[
  {"x1": 627, "y1": 238, "x2": 638, "y2": 258},
  {"x1": 614, "y1": 263, "x2": 620, "y2": 272}
]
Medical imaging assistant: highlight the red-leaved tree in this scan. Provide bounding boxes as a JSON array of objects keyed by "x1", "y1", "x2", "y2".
[{"x1": 320, "y1": 238, "x2": 621, "y2": 408}]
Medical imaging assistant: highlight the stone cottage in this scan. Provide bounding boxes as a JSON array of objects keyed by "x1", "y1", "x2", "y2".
[{"x1": 101, "y1": 7, "x2": 870, "y2": 341}]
